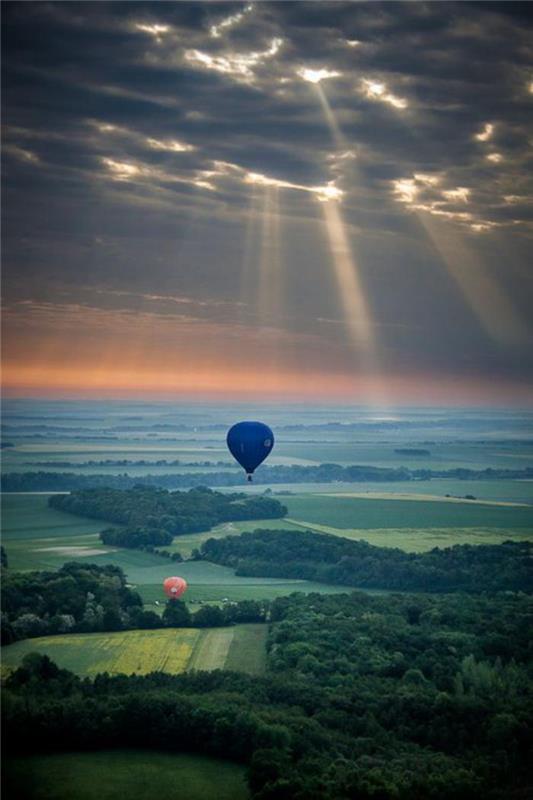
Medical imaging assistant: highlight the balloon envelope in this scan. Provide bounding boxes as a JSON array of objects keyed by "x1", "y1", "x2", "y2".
[
  {"x1": 226, "y1": 421, "x2": 274, "y2": 477},
  {"x1": 163, "y1": 576, "x2": 187, "y2": 600}
]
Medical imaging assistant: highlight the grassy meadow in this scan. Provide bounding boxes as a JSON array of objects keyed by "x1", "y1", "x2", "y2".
[
  {"x1": 3, "y1": 491, "x2": 532, "y2": 600},
  {"x1": 2, "y1": 751, "x2": 249, "y2": 800},
  {"x1": 1, "y1": 624, "x2": 268, "y2": 678},
  {"x1": 287, "y1": 519, "x2": 533, "y2": 552},
  {"x1": 283, "y1": 493, "x2": 533, "y2": 530},
  {"x1": 0, "y1": 494, "x2": 357, "y2": 601}
]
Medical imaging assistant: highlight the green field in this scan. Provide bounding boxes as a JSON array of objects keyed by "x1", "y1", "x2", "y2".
[
  {"x1": 137, "y1": 580, "x2": 352, "y2": 608},
  {"x1": 264, "y1": 479, "x2": 533, "y2": 504},
  {"x1": 1, "y1": 494, "x2": 112, "y2": 571},
  {"x1": 1, "y1": 494, "x2": 105, "y2": 541},
  {"x1": 2, "y1": 751, "x2": 249, "y2": 800},
  {"x1": 4, "y1": 490, "x2": 532, "y2": 587},
  {"x1": 2, "y1": 624, "x2": 267, "y2": 678},
  {"x1": 0, "y1": 494, "x2": 361, "y2": 599},
  {"x1": 288, "y1": 519, "x2": 533, "y2": 552},
  {"x1": 283, "y1": 494, "x2": 533, "y2": 530},
  {"x1": 273, "y1": 439, "x2": 533, "y2": 471}
]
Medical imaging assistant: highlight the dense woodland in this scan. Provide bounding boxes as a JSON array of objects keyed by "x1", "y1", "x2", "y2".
[
  {"x1": 3, "y1": 464, "x2": 533, "y2": 491},
  {"x1": 48, "y1": 486, "x2": 286, "y2": 547},
  {"x1": 3, "y1": 469, "x2": 532, "y2": 798},
  {"x1": 1, "y1": 563, "x2": 143, "y2": 643},
  {"x1": 200, "y1": 529, "x2": 533, "y2": 593},
  {"x1": 0, "y1": 562, "x2": 268, "y2": 644},
  {"x1": 3, "y1": 591, "x2": 532, "y2": 799}
]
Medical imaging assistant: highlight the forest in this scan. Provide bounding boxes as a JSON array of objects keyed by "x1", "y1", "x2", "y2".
[
  {"x1": 3, "y1": 464, "x2": 533, "y2": 492},
  {"x1": 3, "y1": 590, "x2": 531, "y2": 800},
  {"x1": 199, "y1": 529, "x2": 533, "y2": 593},
  {"x1": 1, "y1": 562, "x2": 268, "y2": 643},
  {"x1": 49, "y1": 486, "x2": 287, "y2": 533}
]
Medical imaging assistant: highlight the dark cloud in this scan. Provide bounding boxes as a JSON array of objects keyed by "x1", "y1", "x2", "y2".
[{"x1": 2, "y1": 1, "x2": 532, "y2": 396}]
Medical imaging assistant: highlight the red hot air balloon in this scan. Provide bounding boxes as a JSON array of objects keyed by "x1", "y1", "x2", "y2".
[{"x1": 163, "y1": 576, "x2": 187, "y2": 600}]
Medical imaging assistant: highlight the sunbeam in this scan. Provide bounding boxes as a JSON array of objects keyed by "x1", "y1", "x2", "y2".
[
  {"x1": 320, "y1": 198, "x2": 387, "y2": 404},
  {"x1": 258, "y1": 186, "x2": 282, "y2": 328},
  {"x1": 320, "y1": 199, "x2": 373, "y2": 350},
  {"x1": 239, "y1": 186, "x2": 262, "y2": 313},
  {"x1": 313, "y1": 82, "x2": 345, "y2": 149},
  {"x1": 418, "y1": 215, "x2": 530, "y2": 347}
]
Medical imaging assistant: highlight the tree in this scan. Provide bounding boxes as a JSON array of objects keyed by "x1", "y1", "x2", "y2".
[
  {"x1": 162, "y1": 600, "x2": 191, "y2": 627},
  {"x1": 11, "y1": 614, "x2": 49, "y2": 639},
  {"x1": 129, "y1": 608, "x2": 162, "y2": 629},
  {"x1": 249, "y1": 749, "x2": 292, "y2": 796},
  {"x1": 193, "y1": 605, "x2": 225, "y2": 627}
]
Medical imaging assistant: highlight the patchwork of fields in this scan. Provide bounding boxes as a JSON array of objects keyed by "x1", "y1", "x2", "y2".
[
  {"x1": 3, "y1": 492, "x2": 532, "y2": 589},
  {"x1": 3, "y1": 751, "x2": 250, "y2": 800},
  {"x1": 2, "y1": 624, "x2": 268, "y2": 678},
  {"x1": 0, "y1": 494, "x2": 357, "y2": 600}
]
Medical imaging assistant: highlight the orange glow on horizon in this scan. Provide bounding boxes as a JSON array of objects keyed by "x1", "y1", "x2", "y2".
[{"x1": 3, "y1": 361, "x2": 532, "y2": 406}]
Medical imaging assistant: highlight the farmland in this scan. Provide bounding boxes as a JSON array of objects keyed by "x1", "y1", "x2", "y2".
[
  {"x1": 3, "y1": 490, "x2": 532, "y2": 592},
  {"x1": 2, "y1": 751, "x2": 249, "y2": 800},
  {"x1": 0, "y1": 494, "x2": 372, "y2": 599},
  {"x1": 137, "y1": 580, "x2": 351, "y2": 609},
  {"x1": 1, "y1": 624, "x2": 268, "y2": 678},
  {"x1": 287, "y1": 520, "x2": 533, "y2": 552},
  {"x1": 283, "y1": 493, "x2": 533, "y2": 529}
]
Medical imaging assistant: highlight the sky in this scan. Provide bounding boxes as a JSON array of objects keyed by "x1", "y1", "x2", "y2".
[{"x1": 2, "y1": 1, "x2": 533, "y2": 405}]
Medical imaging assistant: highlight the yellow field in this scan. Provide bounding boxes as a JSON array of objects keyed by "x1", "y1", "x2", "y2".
[{"x1": 1, "y1": 625, "x2": 267, "y2": 678}]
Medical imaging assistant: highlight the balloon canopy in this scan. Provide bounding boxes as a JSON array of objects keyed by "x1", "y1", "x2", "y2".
[
  {"x1": 163, "y1": 576, "x2": 187, "y2": 600},
  {"x1": 226, "y1": 421, "x2": 274, "y2": 481}
]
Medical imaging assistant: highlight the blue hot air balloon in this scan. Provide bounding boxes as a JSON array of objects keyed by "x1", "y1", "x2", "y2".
[{"x1": 226, "y1": 421, "x2": 274, "y2": 481}]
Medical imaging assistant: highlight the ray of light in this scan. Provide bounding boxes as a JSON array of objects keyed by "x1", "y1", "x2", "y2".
[
  {"x1": 300, "y1": 74, "x2": 387, "y2": 404},
  {"x1": 239, "y1": 186, "x2": 262, "y2": 311},
  {"x1": 320, "y1": 199, "x2": 387, "y2": 404},
  {"x1": 389, "y1": 124, "x2": 528, "y2": 348},
  {"x1": 418, "y1": 214, "x2": 530, "y2": 346},
  {"x1": 321, "y1": 199, "x2": 373, "y2": 350},
  {"x1": 258, "y1": 186, "x2": 282, "y2": 329},
  {"x1": 313, "y1": 82, "x2": 345, "y2": 149}
]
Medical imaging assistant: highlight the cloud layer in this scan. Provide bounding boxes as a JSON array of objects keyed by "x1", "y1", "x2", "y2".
[{"x1": 2, "y1": 1, "x2": 532, "y2": 402}]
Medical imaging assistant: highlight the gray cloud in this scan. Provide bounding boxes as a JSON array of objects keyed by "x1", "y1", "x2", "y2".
[{"x1": 2, "y1": 1, "x2": 533, "y2": 393}]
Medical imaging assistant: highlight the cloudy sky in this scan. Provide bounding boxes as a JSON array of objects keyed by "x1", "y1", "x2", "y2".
[{"x1": 2, "y1": 1, "x2": 532, "y2": 404}]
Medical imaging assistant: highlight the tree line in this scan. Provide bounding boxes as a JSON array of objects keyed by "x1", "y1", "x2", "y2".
[
  {"x1": 48, "y1": 486, "x2": 286, "y2": 549},
  {"x1": 3, "y1": 464, "x2": 533, "y2": 491},
  {"x1": 1, "y1": 562, "x2": 267, "y2": 644},
  {"x1": 4, "y1": 590, "x2": 532, "y2": 799},
  {"x1": 199, "y1": 529, "x2": 533, "y2": 593}
]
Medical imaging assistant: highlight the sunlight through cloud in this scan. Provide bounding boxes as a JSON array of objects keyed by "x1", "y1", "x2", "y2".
[
  {"x1": 297, "y1": 67, "x2": 342, "y2": 84},
  {"x1": 184, "y1": 38, "x2": 283, "y2": 82},
  {"x1": 361, "y1": 79, "x2": 407, "y2": 109},
  {"x1": 146, "y1": 137, "x2": 195, "y2": 152},
  {"x1": 134, "y1": 23, "x2": 170, "y2": 42},
  {"x1": 442, "y1": 187, "x2": 470, "y2": 203},
  {"x1": 210, "y1": 5, "x2": 253, "y2": 38},
  {"x1": 475, "y1": 123, "x2": 494, "y2": 142},
  {"x1": 419, "y1": 217, "x2": 530, "y2": 346},
  {"x1": 102, "y1": 158, "x2": 141, "y2": 180}
]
